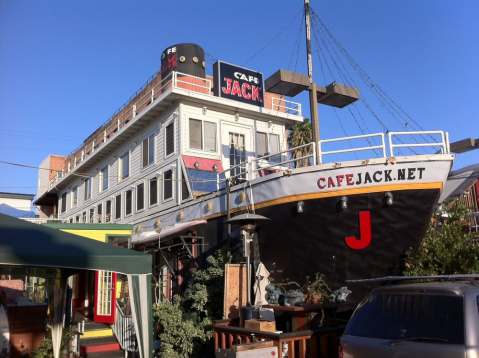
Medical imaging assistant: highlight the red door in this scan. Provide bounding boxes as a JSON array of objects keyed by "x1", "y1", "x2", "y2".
[{"x1": 93, "y1": 271, "x2": 117, "y2": 324}]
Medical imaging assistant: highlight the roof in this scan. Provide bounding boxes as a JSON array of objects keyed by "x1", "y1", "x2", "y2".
[
  {"x1": 0, "y1": 192, "x2": 35, "y2": 200},
  {"x1": 439, "y1": 163, "x2": 479, "y2": 203},
  {"x1": 373, "y1": 281, "x2": 479, "y2": 296},
  {"x1": 0, "y1": 213, "x2": 151, "y2": 275}
]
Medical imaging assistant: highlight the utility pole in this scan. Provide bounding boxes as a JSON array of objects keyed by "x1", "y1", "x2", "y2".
[{"x1": 304, "y1": 0, "x2": 321, "y2": 163}]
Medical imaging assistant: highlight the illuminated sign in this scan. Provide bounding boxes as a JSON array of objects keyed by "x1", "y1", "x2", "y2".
[{"x1": 213, "y1": 61, "x2": 264, "y2": 107}]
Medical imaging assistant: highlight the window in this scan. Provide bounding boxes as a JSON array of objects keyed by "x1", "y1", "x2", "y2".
[
  {"x1": 119, "y1": 152, "x2": 129, "y2": 180},
  {"x1": 75, "y1": 215, "x2": 80, "y2": 223},
  {"x1": 69, "y1": 218, "x2": 73, "y2": 223},
  {"x1": 181, "y1": 169, "x2": 190, "y2": 200},
  {"x1": 125, "y1": 190, "x2": 132, "y2": 216},
  {"x1": 345, "y1": 293, "x2": 464, "y2": 344},
  {"x1": 100, "y1": 166, "x2": 109, "y2": 192},
  {"x1": 163, "y1": 170, "x2": 173, "y2": 200},
  {"x1": 142, "y1": 133, "x2": 155, "y2": 168},
  {"x1": 97, "y1": 203, "x2": 103, "y2": 223},
  {"x1": 149, "y1": 178, "x2": 158, "y2": 206},
  {"x1": 256, "y1": 132, "x2": 281, "y2": 157},
  {"x1": 84, "y1": 178, "x2": 92, "y2": 200},
  {"x1": 105, "y1": 200, "x2": 111, "y2": 223},
  {"x1": 189, "y1": 118, "x2": 216, "y2": 152},
  {"x1": 89, "y1": 208, "x2": 94, "y2": 223},
  {"x1": 72, "y1": 186, "x2": 78, "y2": 207},
  {"x1": 82, "y1": 211, "x2": 86, "y2": 223},
  {"x1": 115, "y1": 195, "x2": 122, "y2": 219},
  {"x1": 165, "y1": 122, "x2": 174, "y2": 156},
  {"x1": 137, "y1": 183, "x2": 144, "y2": 211},
  {"x1": 61, "y1": 192, "x2": 67, "y2": 213}
]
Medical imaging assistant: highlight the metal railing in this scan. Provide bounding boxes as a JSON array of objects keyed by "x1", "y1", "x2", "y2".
[
  {"x1": 112, "y1": 301, "x2": 138, "y2": 352},
  {"x1": 218, "y1": 130, "x2": 450, "y2": 187},
  {"x1": 271, "y1": 96, "x2": 302, "y2": 116},
  {"x1": 388, "y1": 130, "x2": 449, "y2": 156}
]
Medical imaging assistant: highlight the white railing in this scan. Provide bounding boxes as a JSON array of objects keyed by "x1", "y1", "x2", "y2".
[
  {"x1": 271, "y1": 97, "x2": 302, "y2": 116},
  {"x1": 318, "y1": 132, "x2": 386, "y2": 163},
  {"x1": 218, "y1": 130, "x2": 450, "y2": 188},
  {"x1": 112, "y1": 301, "x2": 138, "y2": 352},
  {"x1": 388, "y1": 131, "x2": 449, "y2": 156}
]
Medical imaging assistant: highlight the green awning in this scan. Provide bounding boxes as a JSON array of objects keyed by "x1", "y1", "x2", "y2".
[{"x1": 0, "y1": 214, "x2": 151, "y2": 275}]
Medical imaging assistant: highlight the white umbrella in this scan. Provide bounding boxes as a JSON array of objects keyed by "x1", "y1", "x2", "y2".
[{"x1": 253, "y1": 262, "x2": 270, "y2": 306}]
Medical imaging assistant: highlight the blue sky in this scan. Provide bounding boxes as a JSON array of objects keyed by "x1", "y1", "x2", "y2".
[{"x1": 0, "y1": 0, "x2": 477, "y2": 195}]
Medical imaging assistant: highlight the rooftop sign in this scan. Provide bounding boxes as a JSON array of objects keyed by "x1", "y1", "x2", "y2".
[{"x1": 213, "y1": 61, "x2": 264, "y2": 107}]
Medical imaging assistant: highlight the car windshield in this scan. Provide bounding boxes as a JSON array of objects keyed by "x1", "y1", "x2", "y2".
[{"x1": 344, "y1": 292, "x2": 464, "y2": 344}]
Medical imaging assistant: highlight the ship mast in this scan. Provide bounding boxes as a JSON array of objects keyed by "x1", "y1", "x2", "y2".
[{"x1": 304, "y1": 0, "x2": 321, "y2": 159}]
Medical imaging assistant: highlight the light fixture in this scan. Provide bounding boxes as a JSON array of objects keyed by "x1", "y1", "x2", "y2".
[
  {"x1": 192, "y1": 56, "x2": 199, "y2": 63},
  {"x1": 339, "y1": 196, "x2": 348, "y2": 211},
  {"x1": 385, "y1": 192, "x2": 394, "y2": 206},
  {"x1": 177, "y1": 210, "x2": 184, "y2": 222},
  {"x1": 234, "y1": 111, "x2": 240, "y2": 121},
  {"x1": 202, "y1": 106, "x2": 208, "y2": 115},
  {"x1": 212, "y1": 163, "x2": 218, "y2": 172},
  {"x1": 268, "y1": 120, "x2": 273, "y2": 128},
  {"x1": 297, "y1": 200, "x2": 304, "y2": 214},
  {"x1": 179, "y1": 56, "x2": 186, "y2": 63},
  {"x1": 194, "y1": 161, "x2": 200, "y2": 169}
]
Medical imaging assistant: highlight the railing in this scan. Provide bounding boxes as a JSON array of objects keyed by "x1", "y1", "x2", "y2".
[
  {"x1": 272, "y1": 96, "x2": 302, "y2": 116},
  {"x1": 388, "y1": 130, "x2": 449, "y2": 156},
  {"x1": 112, "y1": 301, "x2": 138, "y2": 352},
  {"x1": 218, "y1": 130, "x2": 450, "y2": 187},
  {"x1": 213, "y1": 321, "x2": 312, "y2": 358}
]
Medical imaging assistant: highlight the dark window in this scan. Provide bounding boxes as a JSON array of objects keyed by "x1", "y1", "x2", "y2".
[
  {"x1": 61, "y1": 192, "x2": 67, "y2": 213},
  {"x1": 75, "y1": 215, "x2": 80, "y2": 223},
  {"x1": 125, "y1": 190, "x2": 132, "y2": 215},
  {"x1": 143, "y1": 135, "x2": 155, "y2": 167},
  {"x1": 115, "y1": 195, "x2": 122, "y2": 219},
  {"x1": 97, "y1": 203, "x2": 102, "y2": 223},
  {"x1": 89, "y1": 208, "x2": 94, "y2": 223},
  {"x1": 69, "y1": 218, "x2": 73, "y2": 223},
  {"x1": 72, "y1": 186, "x2": 78, "y2": 206},
  {"x1": 137, "y1": 183, "x2": 144, "y2": 211},
  {"x1": 105, "y1": 200, "x2": 111, "y2": 222},
  {"x1": 149, "y1": 178, "x2": 158, "y2": 206},
  {"x1": 166, "y1": 122, "x2": 174, "y2": 156},
  {"x1": 163, "y1": 170, "x2": 173, "y2": 200},
  {"x1": 345, "y1": 293, "x2": 464, "y2": 344},
  {"x1": 82, "y1": 211, "x2": 86, "y2": 223}
]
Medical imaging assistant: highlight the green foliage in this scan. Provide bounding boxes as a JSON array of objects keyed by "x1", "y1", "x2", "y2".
[
  {"x1": 154, "y1": 248, "x2": 231, "y2": 358},
  {"x1": 32, "y1": 327, "x2": 73, "y2": 358},
  {"x1": 304, "y1": 273, "x2": 331, "y2": 303},
  {"x1": 404, "y1": 204, "x2": 479, "y2": 276},
  {"x1": 288, "y1": 121, "x2": 313, "y2": 167},
  {"x1": 153, "y1": 297, "x2": 206, "y2": 358}
]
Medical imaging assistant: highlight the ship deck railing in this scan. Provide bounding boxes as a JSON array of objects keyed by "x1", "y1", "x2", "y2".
[
  {"x1": 45, "y1": 71, "x2": 303, "y2": 193},
  {"x1": 218, "y1": 130, "x2": 451, "y2": 189}
]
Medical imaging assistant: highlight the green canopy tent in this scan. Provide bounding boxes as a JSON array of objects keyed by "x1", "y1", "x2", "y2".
[{"x1": 0, "y1": 214, "x2": 153, "y2": 358}]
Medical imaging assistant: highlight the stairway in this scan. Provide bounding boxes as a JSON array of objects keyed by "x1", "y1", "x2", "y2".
[{"x1": 79, "y1": 321, "x2": 122, "y2": 357}]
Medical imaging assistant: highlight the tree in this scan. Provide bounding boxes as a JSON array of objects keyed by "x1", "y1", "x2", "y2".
[
  {"x1": 404, "y1": 204, "x2": 479, "y2": 276},
  {"x1": 288, "y1": 120, "x2": 313, "y2": 167}
]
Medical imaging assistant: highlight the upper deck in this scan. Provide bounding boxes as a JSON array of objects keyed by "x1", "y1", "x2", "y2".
[{"x1": 39, "y1": 71, "x2": 303, "y2": 198}]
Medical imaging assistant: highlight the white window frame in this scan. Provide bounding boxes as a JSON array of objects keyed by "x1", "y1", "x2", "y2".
[
  {"x1": 60, "y1": 192, "x2": 67, "y2": 213},
  {"x1": 118, "y1": 151, "x2": 130, "y2": 181},
  {"x1": 142, "y1": 133, "x2": 156, "y2": 169},
  {"x1": 84, "y1": 177, "x2": 92, "y2": 201},
  {"x1": 255, "y1": 131, "x2": 281, "y2": 157},
  {"x1": 164, "y1": 119, "x2": 176, "y2": 159},
  {"x1": 148, "y1": 175, "x2": 159, "y2": 208},
  {"x1": 114, "y1": 194, "x2": 122, "y2": 221},
  {"x1": 71, "y1": 186, "x2": 78, "y2": 207},
  {"x1": 99, "y1": 165, "x2": 109, "y2": 193},
  {"x1": 188, "y1": 118, "x2": 218, "y2": 154},
  {"x1": 124, "y1": 188, "x2": 134, "y2": 217},
  {"x1": 105, "y1": 198, "x2": 112, "y2": 223},
  {"x1": 136, "y1": 181, "x2": 146, "y2": 212},
  {"x1": 97, "y1": 202, "x2": 103, "y2": 223},
  {"x1": 162, "y1": 167, "x2": 175, "y2": 202}
]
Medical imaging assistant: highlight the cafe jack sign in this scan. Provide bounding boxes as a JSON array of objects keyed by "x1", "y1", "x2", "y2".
[{"x1": 213, "y1": 61, "x2": 264, "y2": 107}]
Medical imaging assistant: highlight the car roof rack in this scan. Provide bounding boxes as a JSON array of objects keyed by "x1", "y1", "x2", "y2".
[{"x1": 346, "y1": 274, "x2": 479, "y2": 285}]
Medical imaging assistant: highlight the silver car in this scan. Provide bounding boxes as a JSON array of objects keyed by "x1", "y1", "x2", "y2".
[{"x1": 340, "y1": 281, "x2": 479, "y2": 358}]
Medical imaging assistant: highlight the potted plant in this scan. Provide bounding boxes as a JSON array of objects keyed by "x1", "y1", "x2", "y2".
[{"x1": 303, "y1": 273, "x2": 331, "y2": 305}]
